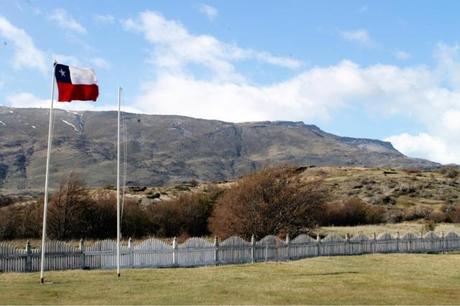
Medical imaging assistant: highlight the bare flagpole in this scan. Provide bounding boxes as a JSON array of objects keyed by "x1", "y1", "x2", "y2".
[
  {"x1": 40, "y1": 61, "x2": 56, "y2": 284},
  {"x1": 117, "y1": 86, "x2": 122, "y2": 277}
]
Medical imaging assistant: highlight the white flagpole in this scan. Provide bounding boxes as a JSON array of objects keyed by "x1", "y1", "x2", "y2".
[
  {"x1": 40, "y1": 62, "x2": 56, "y2": 284},
  {"x1": 117, "y1": 86, "x2": 122, "y2": 277}
]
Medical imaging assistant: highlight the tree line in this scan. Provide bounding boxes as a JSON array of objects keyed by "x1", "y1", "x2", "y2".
[{"x1": 1, "y1": 167, "x2": 460, "y2": 240}]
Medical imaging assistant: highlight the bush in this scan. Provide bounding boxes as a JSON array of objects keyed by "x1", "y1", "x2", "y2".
[
  {"x1": 87, "y1": 193, "x2": 117, "y2": 239},
  {"x1": 0, "y1": 174, "x2": 222, "y2": 240},
  {"x1": 0, "y1": 201, "x2": 41, "y2": 240},
  {"x1": 442, "y1": 203, "x2": 460, "y2": 223},
  {"x1": 147, "y1": 190, "x2": 219, "y2": 237},
  {"x1": 0, "y1": 195, "x2": 13, "y2": 208},
  {"x1": 323, "y1": 197, "x2": 385, "y2": 226},
  {"x1": 402, "y1": 167, "x2": 422, "y2": 174},
  {"x1": 402, "y1": 206, "x2": 433, "y2": 221},
  {"x1": 208, "y1": 167, "x2": 328, "y2": 239},
  {"x1": 121, "y1": 199, "x2": 150, "y2": 238},
  {"x1": 439, "y1": 166, "x2": 459, "y2": 179},
  {"x1": 428, "y1": 211, "x2": 447, "y2": 223},
  {"x1": 47, "y1": 173, "x2": 96, "y2": 240}
]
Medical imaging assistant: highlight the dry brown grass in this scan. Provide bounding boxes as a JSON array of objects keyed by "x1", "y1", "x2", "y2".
[{"x1": 317, "y1": 221, "x2": 460, "y2": 236}]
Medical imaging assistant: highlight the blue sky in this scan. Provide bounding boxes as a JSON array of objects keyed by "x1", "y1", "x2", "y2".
[{"x1": 1, "y1": 0, "x2": 460, "y2": 164}]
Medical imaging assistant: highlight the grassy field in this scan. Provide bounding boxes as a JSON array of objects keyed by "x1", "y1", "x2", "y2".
[
  {"x1": 1, "y1": 253, "x2": 460, "y2": 305},
  {"x1": 317, "y1": 221, "x2": 460, "y2": 237}
]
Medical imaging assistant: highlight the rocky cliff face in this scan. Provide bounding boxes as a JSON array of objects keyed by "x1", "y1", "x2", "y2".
[{"x1": 0, "y1": 106, "x2": 439, "y2": 191}]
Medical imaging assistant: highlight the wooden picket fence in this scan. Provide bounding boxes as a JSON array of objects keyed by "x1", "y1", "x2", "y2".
[{"x1": 1, "y1": 231, "x2": 460, "y2": 273}]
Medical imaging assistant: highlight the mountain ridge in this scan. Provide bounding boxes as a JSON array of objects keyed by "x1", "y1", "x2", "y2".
[{"x1": 0, "y1": 106, "x2": 439, "y2": 191}]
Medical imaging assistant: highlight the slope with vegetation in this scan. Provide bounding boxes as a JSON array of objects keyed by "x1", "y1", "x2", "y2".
[{"x1": 1, "y1": 165, "x2": 459, "y2": 241}]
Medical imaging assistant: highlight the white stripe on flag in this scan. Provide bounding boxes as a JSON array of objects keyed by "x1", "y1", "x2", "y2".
[{"x1": 69, "y1": 66, "x2": 98, "y2": 85}]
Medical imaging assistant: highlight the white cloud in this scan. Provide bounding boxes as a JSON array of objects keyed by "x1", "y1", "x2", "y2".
[
  {"x1": 134, "y1": 61, "x2": 369, "y2": 122},
  {"x1": 91, "y1": 57, "x2": 110, "y2": 69},
  {"x1": 52, "y1": 54, "x2": 109, "y2": 70},
  {"x1": 199, "y1": 4, "x2": 218, "y2": 21},
  {"x1": 442, "y1": 110, "x2": 460, "y2": 131},
  {"x1": 340, "y1": 29, "x2": 374, "y2": 47},
  {"x1": 122, "y1": 10, "x2": 302, "y2": 82},
  {"x1": 434, "y1": 42, "x2": 460, "y2": 88},
  {"x1": 385, "y1": 133, "x2": 457, "y2": 164},
  {"x1": 0, "y1": 17, "x2": 47, "y2": 73},
  {"x1": 53, "y1": 54, "x2": 82, "y2": 66},
  {"x1": 93, "y1": 14, "x2": 115, "y2": 24},
  {"x1": 49, "y1": 9, "x2": 86, "y2": 34},
  {"x1": 395, "y1": 51, "x2": 411, "y2": 60},
  {"x1": 6, "y1": 92, "x2": 50, "y2": 108},
  {"x1": 5, "y1": 92, "x2": 140, "y2": 113}
]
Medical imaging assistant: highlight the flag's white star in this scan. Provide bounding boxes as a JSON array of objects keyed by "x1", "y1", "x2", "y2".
[{"x1": 59, "y1": 69, "x2": 65, "y2": 77}]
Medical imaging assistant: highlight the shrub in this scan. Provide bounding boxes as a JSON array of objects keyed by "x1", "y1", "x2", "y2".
[
  {"x1": 208, "y1": 167, "x2": 328, "y2": 239},
  {"x1": 323, "y1": 197, "x2": 385, "y2": 226},
  {"x1": 402, "y1": 206, "x2": 433, "y2": 221},
  {"x1": 121, "y1": 199, "x2": 150, "y2": 238},
  {"x1": 147, "y1": 191, "x2": 219, "y2": 237},
  {"x1": 47, "y1": 172, "x2": 96, "y2": 240},
  {"x1": 0, "y1": 201, "x2": 41, "y2": 240},
  {"x1": 402, "y1": 167, "x2": 422, "y2": 174},
  {"x1": 443, "y1": 203, "x2": 460, "y2": 223},
  {"x1": 439, "y1": 166, "x2": 460, "y2": 179},
  {"x1": 0, "y1": 176, "x2": 222, "y2": 240},
  {"x1": 428, "y1": 211, "x2": 447, "y2": 223},
  {"x1": 0, "y1": 195, "x2": 13, "y2": 208},
  {"x1": 87, "y1": 193, "x2": 117, "y2": 238}
]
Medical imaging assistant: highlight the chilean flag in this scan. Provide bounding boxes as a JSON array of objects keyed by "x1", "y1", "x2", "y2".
[{"x1": 54, "y1": 63, "x2": 99, "y2": 102}]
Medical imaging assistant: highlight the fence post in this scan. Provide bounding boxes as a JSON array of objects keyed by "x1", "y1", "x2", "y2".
[
  {"x1": 79, "y1": 239, "x2": 85, "y2": 270},
  {"x1": 25, "y1": 241, "x2": 32, "y2": 272},
  {"x1": 251, "y1": 235, "x2": 255, "y2": 264},
  {"x1": 275, "y1": 238, "x2": 279, "y2": 262},
  {"x1": 396, "y1": 232, "x2": 400, "y2": 253},
  {"x1": 316, "y1": 234, "x2": 321, "y2": 256},
  {"x1": 214, "y1": 236, "x2": 219, "y2": 265},
  {"x1": 128, "y1": 238, "x2": 134, "y2": 268},
  {"x1": 409, "y1": 232, "x2": 414, "y2": 252},
  {"x1": 372, "y1": 232, "x2": 377, "y2": 253},
  {"x1": 419, "y1": 231, "x2": 423, "y2": 253},
  {"x1": 441, "y1": 231, "x2": 446, "y2": 253},
  {"x1": 264, "y1": 240, "x2": 268, "y2": 262},
  {"x1": 345, "y1": 233, "x2": 350, "y2": 255},
  {"x1": 172, "y1": 237, "x2": 178, "y2": 267},
  {"x1": 285, "y1": 234, "x2": 290, "y2": 260}
]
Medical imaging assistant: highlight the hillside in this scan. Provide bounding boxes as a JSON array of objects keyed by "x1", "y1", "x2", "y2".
[
  {"x1": 0, "y1": 106, "x2": 438, "y2": 192},
  {"x1": 125, "y1": 166, "x2": 459, "y2": 212}
]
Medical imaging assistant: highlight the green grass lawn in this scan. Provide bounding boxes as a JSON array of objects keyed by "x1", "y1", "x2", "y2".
[{"x1": 1, "y1": 254, "x2": 460, "y2": 305}]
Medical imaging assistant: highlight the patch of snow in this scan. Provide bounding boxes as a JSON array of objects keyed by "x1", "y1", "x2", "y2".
[
  {"x1": 8, "y1": 110, "x2": 13, "y2": 113},
  {"x1": 0, "y1": 120, "x2": 5, "y2": 126},
  {"x1": 31, "y1": 125, "x2": 36, "y2": 129},
  {"x1": 62, "y1": 119, "x2": 79, "y2": 132}
]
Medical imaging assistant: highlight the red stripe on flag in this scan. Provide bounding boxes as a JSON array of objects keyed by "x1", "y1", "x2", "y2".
[{"x1": 57, "y1": 82, "x2": 99, "y2": 102}]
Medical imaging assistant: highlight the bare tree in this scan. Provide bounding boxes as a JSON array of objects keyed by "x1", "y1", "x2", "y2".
[
  {"x1": 48, "y1": 172, "x2": 94, "y2": 239},
  {"x1": 209, "y1": 167, "x2": 329, "y2": 239}
]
